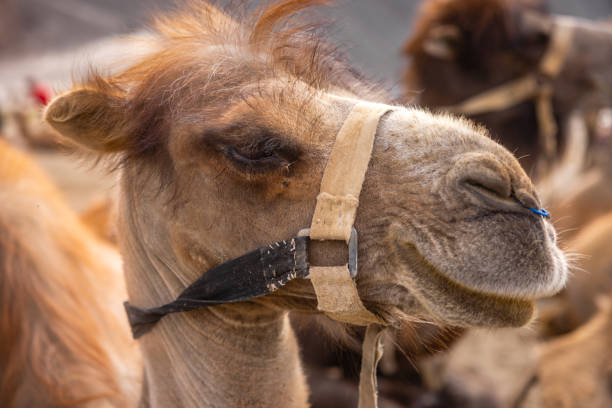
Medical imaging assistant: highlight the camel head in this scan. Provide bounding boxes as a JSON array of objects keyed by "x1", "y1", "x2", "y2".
[
  {"x1": 44, "y1": 0, "x2": 566, "y2": 330},
  {"x1": 403, "y1": 0, "x2": 612, "y2": 172}
]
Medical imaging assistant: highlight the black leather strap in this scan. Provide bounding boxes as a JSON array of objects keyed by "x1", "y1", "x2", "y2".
[{"x1": 124, "y1": 236, "x2": 310, "y2": 338}]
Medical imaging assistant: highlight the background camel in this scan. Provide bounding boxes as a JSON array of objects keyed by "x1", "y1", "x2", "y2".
[
  {"x1": 0, "y1": 139, "x2": 140, "y2": 407},
  {"x1": 562, "y1": 213, "x2": 612, "y2": 325},
  {"x1": 403, "y1": 0, "x2": 612, "y2": 177},
  {"x1": 45, "y1": 1, "x2": 566, "y2": 406},
  {"x1": 540, "y1": 134, "x2": 612, "y2": 242},
  {"x1": 80, "y1": 195, "x2": 119, "y2": 246},
  {"x1": 519, "y1": 296, "x2": 612, "y2": 408},
  {"x1": 539, "y1": 212, "x2": 612, "y2": 335}
]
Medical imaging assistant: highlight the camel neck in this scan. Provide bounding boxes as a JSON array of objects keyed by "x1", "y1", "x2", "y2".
[
  {"x1": 134, "y1": 305, "x2": 309, "y2": 408},
  {"x1": 118, "y1": 189, "x2": 308, "y2": 407}
]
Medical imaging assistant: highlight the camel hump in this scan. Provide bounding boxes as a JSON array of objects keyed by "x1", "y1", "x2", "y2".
[{"x1": 123, "y1": 302, "x2": 164, "y2": 339}]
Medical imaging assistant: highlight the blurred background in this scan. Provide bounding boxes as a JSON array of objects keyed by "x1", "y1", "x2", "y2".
[
  {"x1": 1, "y1": 0, "x2": 611, "y2": 100},
  {"x1": 1, "y1": 0, "x2": 610, "y2": 208}
]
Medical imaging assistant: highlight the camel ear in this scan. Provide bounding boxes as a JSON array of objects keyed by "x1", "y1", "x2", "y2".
[
  {"x1": 420, "y1": 24, "x2": 461, "y2": 60},
  {"x1": 45, "y1": 88, "x2": 128, "y2": 152}
]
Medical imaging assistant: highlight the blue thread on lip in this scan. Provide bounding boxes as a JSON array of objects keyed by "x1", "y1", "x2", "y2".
[
  {"x1": 515, "y1": 198, "x2": 550, "y2": 218},
  {"x1": 526, "y1": 207, "x2": 550, "y2": 218}
]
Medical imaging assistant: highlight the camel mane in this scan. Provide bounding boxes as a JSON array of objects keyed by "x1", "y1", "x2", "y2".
[{"x1": 78, "y1": 0, "x2": 383, "y2": 163}]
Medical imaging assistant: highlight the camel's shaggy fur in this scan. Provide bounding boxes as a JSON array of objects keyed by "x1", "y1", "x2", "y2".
[{"x1": 0, "y1": 140, "x2": 141, "y2": 407}]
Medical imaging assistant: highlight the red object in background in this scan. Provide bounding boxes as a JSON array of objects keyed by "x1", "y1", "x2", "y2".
[{"x1": 29, "y1": 80, "x2": 52, "y2": 106}]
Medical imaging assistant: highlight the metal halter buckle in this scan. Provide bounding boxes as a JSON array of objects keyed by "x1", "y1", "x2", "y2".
[{"x1": 297, "y1": 227, "x2": 358, "y2": 278}]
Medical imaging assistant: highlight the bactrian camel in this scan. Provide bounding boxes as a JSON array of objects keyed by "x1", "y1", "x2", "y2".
[{"x1": 44, "y1": 1, "x2": 567, "y2": 407}]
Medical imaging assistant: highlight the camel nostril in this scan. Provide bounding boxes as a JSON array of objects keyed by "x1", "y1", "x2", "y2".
[
  {"x1": 464, "y1": 176, "x2": 510, "y2": 199},
  {"x1": 461, "y1": 168, "x2": 512, "y2": 202},
  {"x1": 451, "y1": 153, "x2": 514, "y2": 209},
  {"x1": 461, "y1": 175, "x2": 517, "y2": 212}
]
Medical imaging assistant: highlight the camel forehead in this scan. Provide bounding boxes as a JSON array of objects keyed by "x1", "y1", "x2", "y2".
[{"x1": 190, "y1": 79, "x2": 352, "y2": 141}]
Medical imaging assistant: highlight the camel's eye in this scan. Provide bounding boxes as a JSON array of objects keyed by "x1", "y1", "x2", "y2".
[
  {"x1": 224, "y1": 137, "x2": 291, "y2": 172},
  {"x1": 228, "y1": 137, "x2": 283, "y2": 161},
  {"x1": 202, "y1": 122, "x2": 301, "y2": 176}
]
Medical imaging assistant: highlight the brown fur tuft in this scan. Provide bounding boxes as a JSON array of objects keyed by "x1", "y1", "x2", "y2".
[{"x1": 68, "y1": 0, "x2": 379, "y2": 163}]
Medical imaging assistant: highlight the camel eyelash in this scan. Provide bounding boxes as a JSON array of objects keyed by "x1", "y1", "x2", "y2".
[
  {"x1": 223, "y1": 143, "x2": 291, "y2": 174},
  {"x1": 203, "y1": 124, "x2": 301, "y2": 176}
]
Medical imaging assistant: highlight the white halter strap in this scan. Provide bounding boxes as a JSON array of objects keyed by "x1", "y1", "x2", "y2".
[{"x1": 308, "y1": 100, "x2": 394, "y2": 408}]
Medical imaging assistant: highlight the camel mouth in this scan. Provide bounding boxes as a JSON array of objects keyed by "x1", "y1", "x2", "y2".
[
  {"x1": 392, "y1": 211, "x2": 568, "y2": 301},
  {"x1": 391, "y1": 240, "x2": 537, "y2": 328}
]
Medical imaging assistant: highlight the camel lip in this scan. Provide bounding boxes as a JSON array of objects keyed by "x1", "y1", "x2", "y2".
[
  {"x1": 390, "y1": 239, "x2": 538, "y2": 328},
  {"x1": 465, "y1": 183, "x2": 523, "y2": 214},
  {"x1": 390, "y1": 216, "x2": 568, "y2": 299},
  {"x1": 392, "y1": 237, "x2": 546, "y2": 301}
]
